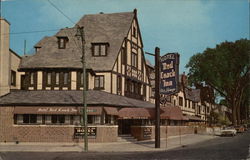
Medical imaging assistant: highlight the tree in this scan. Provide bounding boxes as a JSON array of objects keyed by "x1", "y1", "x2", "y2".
[{"x1": 186, "y1": 39, "x2": 250, "y2": 125}]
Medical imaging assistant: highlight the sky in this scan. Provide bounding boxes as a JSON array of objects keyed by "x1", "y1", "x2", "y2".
[{"x1": 1, "y1": 0, "x2": 249, "y2": 73}]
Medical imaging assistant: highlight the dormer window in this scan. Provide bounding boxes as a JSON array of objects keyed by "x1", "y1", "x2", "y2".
[
  {"x1": 35, "y1": 47, "x2": 41, "y2": 53},
  {"x1": 92, "y1": 43, "x2": 109, "y2": 56},
  {"x1": 57, "y1": 37, "x2": 68, "y2": 49}
]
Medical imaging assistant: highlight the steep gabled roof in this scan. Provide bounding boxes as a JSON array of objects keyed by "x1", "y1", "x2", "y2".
[{"x1": 19, "y1": 11, "x2": 135, "y2": 71}]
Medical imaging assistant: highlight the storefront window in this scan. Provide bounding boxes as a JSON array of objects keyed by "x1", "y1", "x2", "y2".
[
  {"x1": 51, "y1": 115, "x2": 65, "y2": 124},
  {"x1": 23, "y1": 114, "x2": 37, "y2": 124}
]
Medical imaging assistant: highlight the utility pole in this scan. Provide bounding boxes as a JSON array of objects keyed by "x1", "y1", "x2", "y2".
[
  {"x1": 155, "y1": 47, "x2": 160, "y2": 148},
  {"x1": 145, "y1": 47, "x2": 161, "y2": 148},
  {"x1": 75, "y1": 26, "x2": 88, "y2": 152}
]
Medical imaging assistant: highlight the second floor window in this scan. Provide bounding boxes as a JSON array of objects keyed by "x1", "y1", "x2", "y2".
[
  {"x1": 55, "y1": 72, "x2": 60, "y2": 86},
  {"x1": 11, "y1": 70, "x2": 16, "y2": 86},
  {"x1": 94, "y1": 75, "x2": 104, "y2": 89},
  {"x1": 117, "y1": 76, "x2": 122, "y2": 93},
  {"x1": 132, "y1": 53, "x2": 137, "y2": 67},
  {"x1": 47, "y1": 72, "x2": 52, "y2": 85},
  {"x1": 92, "y1": 43, "x2": 109, "y2": 56},
  {"x1": 179, "y1": 97, "x2": 183, "y2": 106},
  {"x1": 63, "y1": 72, "x2": 69, "y2": 85}
]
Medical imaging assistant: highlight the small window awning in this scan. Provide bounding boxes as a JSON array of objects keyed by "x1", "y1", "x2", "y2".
[
  {"x1": 118, "y1": 108, "x2": 154, "y2": 119},
  {"x1": 104, "y1": 107, "x2": 118, "y2": 116}
]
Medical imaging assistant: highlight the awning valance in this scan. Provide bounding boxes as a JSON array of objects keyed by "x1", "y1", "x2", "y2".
[
  {"x1": 118, "y1": 108, "x2": 154, "y2": 119},
  {"x1": 104, "y1": 107, "x2": 118, "y2": 116},
  {"x1": 13, "y1": 107, "x2": 79, "y2": 115},
  {"x1": 13, "y1": 106, "x2": 103, "y2": 115}
]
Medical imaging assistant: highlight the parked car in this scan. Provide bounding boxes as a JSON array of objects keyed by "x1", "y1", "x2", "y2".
[
  {"x1": 235, "y1": 125, "x2": 245, "y2": 133},
  {"x1": 221, "y1": 127, "x2": 237, "y2": 136}
]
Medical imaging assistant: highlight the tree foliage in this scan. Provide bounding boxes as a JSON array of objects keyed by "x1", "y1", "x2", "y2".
[{"x1": 186, "y1": 39, "x2": 250, "y2": 125}]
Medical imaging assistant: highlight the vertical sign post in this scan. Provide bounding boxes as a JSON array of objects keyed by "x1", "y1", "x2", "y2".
[
  {"x1": 160, "y1": 53, "x2": 180, "y2": 148},
  {"x1": 155, "y1": 47, "x2": 161, "y2": 148}
]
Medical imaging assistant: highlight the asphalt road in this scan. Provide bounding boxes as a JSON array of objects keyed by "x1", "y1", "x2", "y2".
[{"x1": 1, "y1": 130, "x2": 250, "y2": 160}]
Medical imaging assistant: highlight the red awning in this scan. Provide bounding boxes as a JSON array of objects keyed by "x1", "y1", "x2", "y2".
[
  {"x1": 118, "y1": 108, "x2": 154, "y2": 119},
  {"x1": 104, "y1": 107, "x2": 118, "y2": 116},
  {"x1": 160, "y1": 107, "x2": 184, "y2": 120}
]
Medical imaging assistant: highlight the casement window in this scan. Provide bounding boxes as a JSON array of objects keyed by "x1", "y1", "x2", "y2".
[
  {"x1": 11, "y1": 70, "x2": 16, "y2": 86},
  {"x1": 35, "y1": 47, "x2": 41, "y2": 53},
  {"x1": 46, "y1": 72, "x2": 52, "y2": 86},
  {"x1": 30, "y1": 72, "x2": 34, "y2": 85},
  {"x1": 63, "y1": 72, "x2": 69, "y2": 85},
  {"x1": 131, "y1": 53, "x2": 137, "y2": 67},
  {"x1": 55, "y1": 72, "x2": 60, "y2": 86},
  {"x1": 87, "y1": 115, "x2": 101, "y2": 124},
  {"x1": 94, "y1": 75, "x2": 104, "y2": 89},
  {"x1": 185, "y1": 99, "x2": 187, "y2": 107},
  {"x1": 58, "y1": 37, "x2": 68, "y2": 49},
  {"x1": 51, "y1": 115, "x2": 65, "y2": 124},
  {"x1": 23, "y1": 114, "x2": 37, "y2": 124},
  {"x1": 179, "y1": 97, "x2": 183, "y2": 106},
  {"x1": 92, "y1": 43, "x2": 109, "y2": 56},
  {"x1": 77, "y1": 71, "x2": 88, "y2": 90},
  {"x1": 132, "y1": 26, "x2": 137, "y2": 37},
  {"x1": 121, "y1": 47, "x2": 126, "y2": 65},
  {"x1": 117, "y1": 76, "x2": 122, "y2": 93},
  {"x1": 28, "y1": 72, "x2": 37, "y2": 88},
  {"x1": 192, "y1": 102, "x2": 196, "y2": 109}
]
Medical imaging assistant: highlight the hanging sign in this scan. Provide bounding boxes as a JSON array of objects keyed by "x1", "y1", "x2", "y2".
[{"x1": 160, "y1": 53, "x2": 180, "y2": 95}]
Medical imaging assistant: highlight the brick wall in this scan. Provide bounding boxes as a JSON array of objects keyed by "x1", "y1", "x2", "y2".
[
  {"x1": 0, "y1": 107, "x2": 117, "y2": 143},
  {"x1": 131, "y1": 125, "x2": 198, "y2": 141}
]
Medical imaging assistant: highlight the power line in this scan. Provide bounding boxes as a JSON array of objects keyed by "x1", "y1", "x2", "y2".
[{"x1": 47, "y1": 0, "x2": 76, "y2": 26}]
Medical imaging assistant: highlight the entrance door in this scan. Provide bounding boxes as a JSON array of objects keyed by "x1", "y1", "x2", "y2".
[{"x1": 118, "y1": 119, "x2": 133, "y2": 135}]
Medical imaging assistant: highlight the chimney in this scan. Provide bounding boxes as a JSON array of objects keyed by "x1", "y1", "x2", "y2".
[{"x1": 0, "y1": 18, "x2": 11, "y2": 96}]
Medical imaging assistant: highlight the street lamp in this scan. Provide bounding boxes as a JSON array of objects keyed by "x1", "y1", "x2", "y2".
[{"x1": 75, "y1": 26, "x2": 88, "y2": 152}]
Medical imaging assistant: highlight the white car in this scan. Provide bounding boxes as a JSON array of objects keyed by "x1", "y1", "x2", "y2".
[{"x1": 221, "y1": 127, "x2": 237, "y2": 136}]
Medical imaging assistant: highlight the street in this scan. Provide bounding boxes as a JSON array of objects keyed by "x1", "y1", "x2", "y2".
[{"x1": 0, "y1": 130, "x2": 249, "y2": 160}]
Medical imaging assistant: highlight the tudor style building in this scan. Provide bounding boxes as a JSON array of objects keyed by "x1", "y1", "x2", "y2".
[
  {"x1": 18, "y1": 9, "x2": 151, "y2": 101},
  {"x1": 1, "y1": 10, "x2": 186, "y2": 143}
]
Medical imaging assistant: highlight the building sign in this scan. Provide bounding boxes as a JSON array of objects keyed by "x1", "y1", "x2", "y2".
[
  {"x1": 37, "y1": 107, "x2": 77, "y2": 113},
  {"x1": 74, "y1": 127, "x2": 97, "y2": 139},
  {"x1": 143, "y1": 127, "x2": 152, "y2": 138},
  {"x1": 160, "y1": 53, "x2": 180, "y2": 95}
]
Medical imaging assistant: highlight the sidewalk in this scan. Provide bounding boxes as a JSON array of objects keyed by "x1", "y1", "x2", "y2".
[{"x1": 0, "y1": 134, "x2": 216, "y2": 152}]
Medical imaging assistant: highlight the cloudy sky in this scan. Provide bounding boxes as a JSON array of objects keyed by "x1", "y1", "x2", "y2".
[{"x1": 1, "y1": 0, "x2": 249, "y2": 72}]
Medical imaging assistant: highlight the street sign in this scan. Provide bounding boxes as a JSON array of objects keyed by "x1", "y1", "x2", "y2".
[{"x1": 160, "y1": 53, "x2": 180, "y2": 95}]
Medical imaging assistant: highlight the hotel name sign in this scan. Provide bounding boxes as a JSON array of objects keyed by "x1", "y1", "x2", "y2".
[
  {"x1": 37, "y1": 107, "x2": 77, "y2": 113},
  {"x1": 160, "y1": 53, "x2": 180, "y2": 95}
]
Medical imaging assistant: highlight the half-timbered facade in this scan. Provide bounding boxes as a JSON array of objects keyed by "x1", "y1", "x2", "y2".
[{"x1": 18, "y1": 9, "x2": 151, "y2": 102}]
